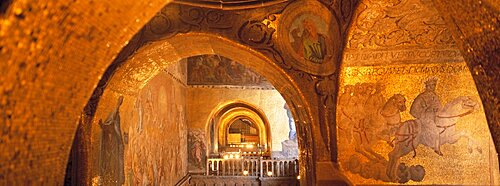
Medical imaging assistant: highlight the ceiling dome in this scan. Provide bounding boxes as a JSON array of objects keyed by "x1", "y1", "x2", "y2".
[{"x1": 175, "y1": 0, "x2": 289, "y2": 10}]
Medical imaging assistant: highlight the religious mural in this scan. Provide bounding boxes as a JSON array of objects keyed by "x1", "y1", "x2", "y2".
[
  {"x1": 289, "y1": 15, "x2": 329, "y2": 64},
  {"x1": 125, "y1": 71, "x2": 187, "y2": 186},
  {"x1": 187, "y1": 54, "x2": 272, "y2": 88},
  {"x1": 340, "y1": 0, "x2": 499, "y2": 183},
  {"x1": 278, "y1": 0, "x2": 340, "y2": 75},
  {"x1": 99, "y1": 96, "x2": 125, "y2": 186},
  {"x1": 188, "y1": 129, "x2": 207, "y2": 173},
  {"x1": 337, "y1": 63, "x2": 497, "y2": 184}
]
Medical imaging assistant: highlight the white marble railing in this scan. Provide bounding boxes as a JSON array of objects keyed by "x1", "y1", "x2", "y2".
[
  {"x1": 260, "y1": 159, "x2": 298, "y2": 177},
  {"x1": 206, "y1": 157, "x2": 298, "y2": 178}
]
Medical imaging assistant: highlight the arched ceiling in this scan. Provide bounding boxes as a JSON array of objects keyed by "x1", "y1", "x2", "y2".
[
  {"x1": 0, "y1": 0, "x2": 497, "y2": 184},
  {"x1": 174, "y1": 0, "x2": 289, "y2": 10},
  {"x1": 343, "y1": 0, "x2": 463, "y2": 67}
]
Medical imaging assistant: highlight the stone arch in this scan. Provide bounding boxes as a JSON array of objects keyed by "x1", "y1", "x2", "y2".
[
  {"x1": 87, "y1": 32, "x2": 315, "y2": 184},
  {"x1": 0, "y1": 0, "x2": 497, "y2": 185},
  {"x1": 205, "y1": 100, "x2": 273, "y2": 155}
]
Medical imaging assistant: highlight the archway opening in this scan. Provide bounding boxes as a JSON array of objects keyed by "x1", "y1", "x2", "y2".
[
  {"x1": 212, "y1": 102, "x2": 271, "y2": 157},
  {"x1": 227, "y1": 118, "x2": 261, "y2": 149},
  {"x1": 69, "y1": 33, "x2": 312, "y2": 185}
]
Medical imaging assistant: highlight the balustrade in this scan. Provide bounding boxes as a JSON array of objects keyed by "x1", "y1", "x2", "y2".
[{"x1": 206, "y1": 157, "x2": 298, "y2": 178}]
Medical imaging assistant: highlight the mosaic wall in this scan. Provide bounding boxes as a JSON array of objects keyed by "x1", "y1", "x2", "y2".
[
  {"x1": 187, "y1": 55, "x2": 272, "y2": 88},
  {"x1": 338, "y1": 0, "x2": 500, "y2": 184},
  {"x1": 94, "y1": 68, "x2": 188, "y2": 186},
  {"x1": 98, "y1": 96, "x2": 126, "y2": 185},
  {"x1": 125, "y1": 70, "x2": 187, "y2": 186},
  {"x1": 346, "y1": 0, "x2": 455, "y2": 50},
  {"x1": 337, "y1": 62, "x2": 499, "y2": 184}
]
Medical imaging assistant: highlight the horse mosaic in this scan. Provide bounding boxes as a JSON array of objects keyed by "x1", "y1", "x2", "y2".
[{"x1": 339, "y1": 78, "x2": 482, "y2": 183}]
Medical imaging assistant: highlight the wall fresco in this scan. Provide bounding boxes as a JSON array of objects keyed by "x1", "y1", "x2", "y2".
[
  {"x1": 187, "y1": 55, "x2": 272, "y2": 88},
  {"x1": 98, "y1": 96, "x2": 125, "y2": 186},
  {"x1": 188, "y1": 129, "x2": 207, "y2": 173},
  {"x1": 124, "y1": 70, "x2": 187, "y2": 186},
  {"x1": 337, "y1": 62, "x2": 499, "y2": 184}
]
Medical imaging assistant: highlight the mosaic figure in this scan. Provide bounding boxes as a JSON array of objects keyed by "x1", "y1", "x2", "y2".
[
  {"x1": 386, "y1": 79, "x2": 481, "y2": 181},
  {"x1": 99, "y1": 96, "x2": 125, "y2": 186},
  {"x1": 410, "y1": 77, "x2": 443, "y2": 155},
  {"x1": 340, "y1": 78, "x2": 482, "y2": 183},
  {"x1": 299, "y1": 19, "x2": 327, "y2": 64}
]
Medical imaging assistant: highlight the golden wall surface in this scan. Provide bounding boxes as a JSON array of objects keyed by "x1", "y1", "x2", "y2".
[
  {"x1": 338, "y1": 62, "x2": 499, "y2": 184},
  {"x1": 337, "y1": 0, "x2": 500, "y2": 184},
  {"x1": 187, "y1": 87, "x2": 290, "y2": 152},
  {"x1": 431, "y1": 0, "x2": 500, "y2": 164},
  {"x1": 0, "y1": 0, "x2": 171, "y2": 184},
  {"x1": 1, "y1": 0, "x2": 498, "y2": 184},
  {"x1": 90, "y1": 69, "x2": 187, "y2": 185}
]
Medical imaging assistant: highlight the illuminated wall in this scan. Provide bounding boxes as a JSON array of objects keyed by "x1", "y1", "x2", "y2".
[
  {"x1": 186, "y1": 87, "x2": 290, "y2": 154},
  {"x1": 336, "y1": 0, "x2": 500, "y2": 184},
  {"x1": 126, "y1": 70, "x2": 187, "y2": 185},
  {"x1": 91, "y1": 63, "x2": 187, "y2": 185}
]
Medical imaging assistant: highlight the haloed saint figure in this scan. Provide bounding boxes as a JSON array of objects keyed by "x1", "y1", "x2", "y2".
[{"x1": 291, "y1": 18, "x2": 328, "y2": 64}]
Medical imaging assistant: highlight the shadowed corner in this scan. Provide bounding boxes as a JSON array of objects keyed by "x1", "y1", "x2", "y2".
[{"x1": 0, "y1": 0, "x2": 13, "y2": 16}]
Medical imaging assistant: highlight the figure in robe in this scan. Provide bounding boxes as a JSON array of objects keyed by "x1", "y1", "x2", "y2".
[
  {"x1": 410, "y1": 77, "x2": 442, "y2": 155},
  {"x1": 301, "y1": 19, "x2": 327, "y2": 64},
  {"x1": 99, "y1": 96, "x2": 125, "y2": 185}
]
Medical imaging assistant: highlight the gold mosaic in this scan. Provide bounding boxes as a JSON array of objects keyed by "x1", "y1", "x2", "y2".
[{"x1": 337, "y1": 62, "x2": 499, "y2": 184}]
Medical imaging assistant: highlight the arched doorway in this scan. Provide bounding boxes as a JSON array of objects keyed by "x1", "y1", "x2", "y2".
[
  {"x1": 77, "y1": 33, "x2": 314, "y2": 185},
  {"x1": 207, "y1": 101, "x2": 272, "y2": 157},
  {"x1": 1, "y1": 0, "x2": 498, "y2": 185}
]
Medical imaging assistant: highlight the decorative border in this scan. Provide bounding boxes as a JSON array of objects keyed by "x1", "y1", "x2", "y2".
[{"x1": 188, "y1": 85, "x2": 275, "y2": 90}]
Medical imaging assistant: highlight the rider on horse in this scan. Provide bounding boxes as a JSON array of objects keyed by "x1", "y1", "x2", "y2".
[{"x1": 409, "y1": 77, "x2": 443, "y2": 155}]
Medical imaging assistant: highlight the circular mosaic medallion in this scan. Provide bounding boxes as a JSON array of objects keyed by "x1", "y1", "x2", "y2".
[{"x1": 278, "y1": 0, "x2": 341, "y2": 75}]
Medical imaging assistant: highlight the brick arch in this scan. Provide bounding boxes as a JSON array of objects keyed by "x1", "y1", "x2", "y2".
[{"x1": 86, "y1": 33, "x2": 316, "y2": 185}]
